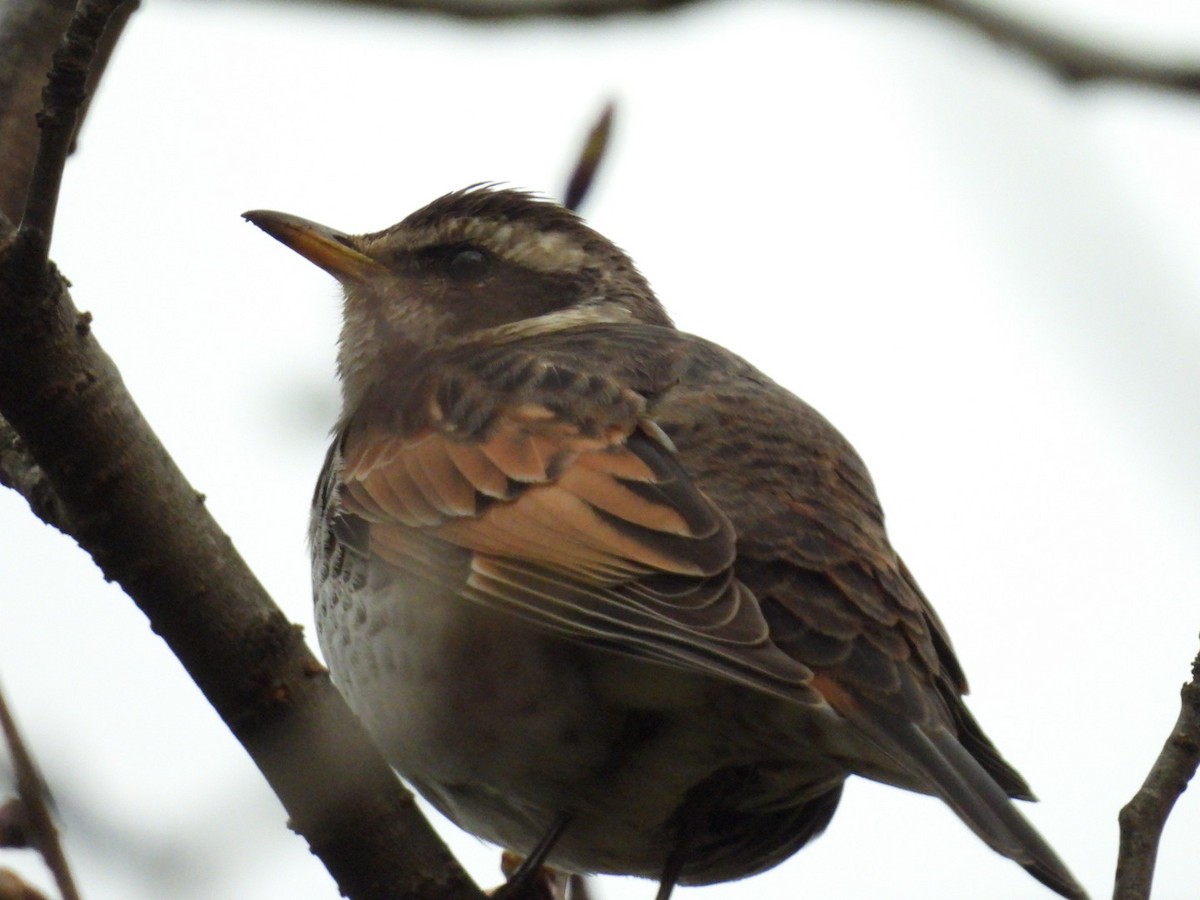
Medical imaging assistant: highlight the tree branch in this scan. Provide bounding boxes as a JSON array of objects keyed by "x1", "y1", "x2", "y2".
[
  {"x1": 0, "y1": 0, "x2": 77, "y2": 223},
  {"x1": 1114, "y1": 640, "x2": 1200, "y2": 900},
  {"x1": 215, "y1": 0, "x2": 1200, "y2": 95},
  {"x1": 0, "y1": 0, "x2": 136, "y2": 223},
  {"x1": 0, "y1": 867, "x2": 53, "y2": 900},
  {"x1": 562, "y1": 101, "x2": 615, "y2": 213},
  {"x1": 915, "y1": 0, "x2": 1200, "y2": 92},
  {"x1": 0, "y1": 0, "x2": 133, "y2": 528},
  {"x1": 0, "y1": 412, "x2": 69, "y2": 534},
  {"x1": 15, "y1": 0, "x2": 126, "y2": 271},
  {"x1": 0, "y1": 680, "x2": 81, "y2": 900},
  {"x1": 210, "y1": 0, "x2": 697, "y2": 20},
  {"x1": 0, "y1": 4, "x2": 486, "y2": 898}
]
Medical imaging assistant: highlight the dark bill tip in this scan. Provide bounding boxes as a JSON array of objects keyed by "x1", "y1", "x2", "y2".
[{"x1": 242, "y1": 209, "x2": 384, "y2": 280}]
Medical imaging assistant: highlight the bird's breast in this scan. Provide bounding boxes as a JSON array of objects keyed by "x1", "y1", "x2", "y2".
[{"x1": 312, "y1": 551, "x2": 836, "y2": 878}]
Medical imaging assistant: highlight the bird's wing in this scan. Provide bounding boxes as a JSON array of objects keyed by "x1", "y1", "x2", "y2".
[
  {"x1": 646, "y1": 367, "x2": 1088, "y2": 900},
  {"x1": 333, "y1": 355, "x2": 820, "y2": 704}
]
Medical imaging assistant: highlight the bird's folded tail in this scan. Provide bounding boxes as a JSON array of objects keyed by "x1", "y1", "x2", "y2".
[{"x1": 852, "y1": 713, "x2": 1089, "y2": 899}]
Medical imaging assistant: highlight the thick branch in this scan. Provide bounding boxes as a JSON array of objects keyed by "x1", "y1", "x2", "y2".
[
  {"x1": 0, "y1": 4, "x2": 484, "y2": 898},
  {"x1": 0, "y1": 0, "x2": 132, "y2": 522},
  {"x1": 0, "y1": 166, "x2": 485, "y2": 900},
  {"x1": 1113, "y1": 641, "x2": 1200, "y2": 900}
]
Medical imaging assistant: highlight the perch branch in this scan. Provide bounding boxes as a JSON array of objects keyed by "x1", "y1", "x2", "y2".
[
  {"x1": 0, "y1": 3, "x2": 484, "y2": 898},
  {"x1": 1113, "y1": 640, "x2": 1200, "y2": 899}
]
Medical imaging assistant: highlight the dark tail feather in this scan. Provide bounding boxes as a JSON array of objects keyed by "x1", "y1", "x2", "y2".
[
  {"x1": 944, "y1": 689, "x2": 1037, "y2": 801},
  {"x1": 901, "y1": 723, "x2": 1087, "y2": 898},
  {"x1": 859, "y1": 717, "x2": 1089, "y2": 899}
]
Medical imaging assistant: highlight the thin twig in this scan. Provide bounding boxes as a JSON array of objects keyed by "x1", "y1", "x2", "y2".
[
  {"x1": 0, "y1": 680, "x2": 81, "y2": 900},
  {"x1": 14, "y1": 0, "x2": 128, "y2": 278},
  {"x1": 1113, "y1": 641, "x2": 1200, "y2": 900},
  {"x1": 563, "y1": 101, "x2": 615, "y2": 212}
]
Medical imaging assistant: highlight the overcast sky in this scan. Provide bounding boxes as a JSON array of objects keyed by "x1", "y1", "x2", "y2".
[{"x1": 2, "y1": 0, "x2": 1200, "y2": 898}]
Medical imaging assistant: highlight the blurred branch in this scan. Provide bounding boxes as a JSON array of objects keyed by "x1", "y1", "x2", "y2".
[
  {"x1": 14, "y1": 0, "x2": 125, "y2": 277},
  {"x1": 567, "y1": 875, "x2": 594, "y2": 900},
  {"x1": 0, "y1": 682, "x2": 81, "y2": 900},
  {"x1": 0, "y1": 0, "x2": 136, "y2": 223},
  {"x1": 216, "y1": 0, "x2": 696, "y2": 19},
  {"x1": 915, "y1": 0, "x2": 1200, "y2": 92},
  {"x1": 0, "y1": 3, "x2": 485, "y2": 899},
  {"x1": 1113, "y1": 639, "x2": 1200, "y2": 900},
  {"x1": 562, "y1": 101, "x2": 614, "y2": 212},
  {"x1": 0, "y1": 869, "x2": 52, "y2": 900},
  {"x1": 0, "y1": 0, "x2": 77, "y2": 222},
  {"x1": 217, "y1": 0, "x2": 1200, "y2": 95}
]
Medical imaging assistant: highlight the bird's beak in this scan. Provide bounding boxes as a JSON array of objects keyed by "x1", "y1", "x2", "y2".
[{"x1": 242, "y1": 210, "x2": 385, "y2": 281}]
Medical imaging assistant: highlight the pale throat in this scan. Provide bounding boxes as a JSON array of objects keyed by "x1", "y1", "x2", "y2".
[
  {"x1": 334, "y1": 297, "x2": 645, "y2": 418},
  {"x1": 335, "y1": 284, "x2": 452, "y2": 414}
]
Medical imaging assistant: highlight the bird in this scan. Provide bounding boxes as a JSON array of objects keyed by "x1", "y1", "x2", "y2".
[{"x1": 244, "y1": 186, "x2": 1088, "y2": 900}]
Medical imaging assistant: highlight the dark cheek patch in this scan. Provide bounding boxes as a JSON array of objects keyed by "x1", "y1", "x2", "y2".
[{"x1": 447, "y1": 267, "x2": 580, "y2": 332}]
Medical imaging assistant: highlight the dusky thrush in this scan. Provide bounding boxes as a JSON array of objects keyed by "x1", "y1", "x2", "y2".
[{"x1": 244, "y1": 186, "x2": 1087, "y2": 899}]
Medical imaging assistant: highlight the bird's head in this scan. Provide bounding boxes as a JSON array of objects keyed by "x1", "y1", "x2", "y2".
[{"x1": 244, "y1": 186, "x2": 671, "y2": 408}]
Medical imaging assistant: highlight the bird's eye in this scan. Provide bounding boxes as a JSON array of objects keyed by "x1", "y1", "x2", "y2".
[{"x1": 445, "y1": 247, "x2": 491, "y2": 282}]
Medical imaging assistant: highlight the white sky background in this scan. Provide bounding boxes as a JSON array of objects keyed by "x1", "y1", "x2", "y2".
[{"x1": 2, "y1": 0, "x2": 1200, "y2": 897}]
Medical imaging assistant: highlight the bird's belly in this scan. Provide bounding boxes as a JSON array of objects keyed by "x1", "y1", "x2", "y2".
[
  {"x1": 314, "y1": 575, "x2": 833, "y2": 878},
  {"x1": 317, "y1": 575, "x2": 607, "y2": 799}
]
